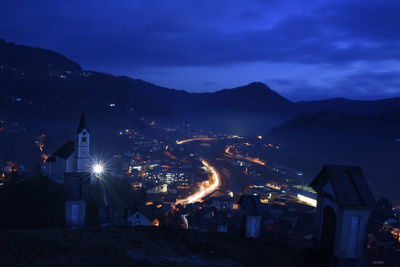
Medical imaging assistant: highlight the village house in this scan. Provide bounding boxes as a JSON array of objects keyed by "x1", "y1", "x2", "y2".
[{"x1": 125, "y1": 204, "x2": 160, "y2": 226}]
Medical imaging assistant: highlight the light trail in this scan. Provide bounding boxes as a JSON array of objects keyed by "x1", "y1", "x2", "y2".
[
  {"x1": 225, "y1": 145, "x2": 266, "y2": 166},
  {"x1": 176, "y1": 137, "x2": 218, "y2": 145},
  {"x1": 225, "y1": 145, "x2": 235, "y2": 157},
  {"x1": 164, "y1": 151, "x2": 178, "y2": 160},
  {"x1": 176, "y1": 159, "x2": 221, "y2": 205},
  {"x1": 244, "y1": 156, "x2": 266, "y2": 166}
]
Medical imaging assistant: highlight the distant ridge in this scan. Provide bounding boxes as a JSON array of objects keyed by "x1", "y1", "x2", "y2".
[
  {"x1": 296, "y1": 97, "x2": 400, "y2": 115},
  {"x1": 0, "y1": 39, "x2": 81, "y2": 72},
  {"x1": 1, "y1": 38, "x2": 400, "y2": 132}
]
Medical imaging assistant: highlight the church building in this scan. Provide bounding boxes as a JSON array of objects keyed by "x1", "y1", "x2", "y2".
[{"x1": 43, "y1": 113, "x2": 91, "y2": 182}]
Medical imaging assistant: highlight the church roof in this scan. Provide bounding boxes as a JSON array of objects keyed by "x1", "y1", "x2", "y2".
[
  {"x1": 309, "y1": 165, "x2": 376, "y2": 208},
  {"x1": 53, "y1": 140, "x2": 75, "y2": 159},
  {"x1": 125, "y1": 203, "x2": 157, "y2": 221},
  {"x1": 77, "y1": 112, "x2": 89, "y2": 133}
]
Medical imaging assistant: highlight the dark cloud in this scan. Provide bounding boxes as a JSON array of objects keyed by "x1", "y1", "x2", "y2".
[
  {"x1": 268, "y1": 71, "x2": 400, "y2": 101},
  {"x1": 0, "y1": 0, "x2": 399, "y2": 99},
  {"x1": 2, "y1": 0, "x2": 399, "y2": 67},
  {"x1": 330, "y1": 71, "x2": 400, "y2": 99},
  {"x1": 204, "y1": 81, "x2": 218, "y2": 86}
]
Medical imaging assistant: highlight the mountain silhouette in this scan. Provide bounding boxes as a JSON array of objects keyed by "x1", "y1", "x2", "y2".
[{"x1": 1, "y1": 38, "x2": 400, "y2": 132}]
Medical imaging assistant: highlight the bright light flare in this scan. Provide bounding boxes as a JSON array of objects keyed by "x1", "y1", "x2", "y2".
[
  {"x1": 92, "y1": 162, "x2": 105, "y2": 177},
  {"x1": 93, "y1": 164, "x2": 104, "y2": 174}
]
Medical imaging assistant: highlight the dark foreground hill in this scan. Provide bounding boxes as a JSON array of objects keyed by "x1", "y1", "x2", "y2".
[
  {"x1": 268, "y1": 111, "x2": 400, "y2": 204},
  {"x1": 270, "y1": 110, "x2": 400, "y2": 152},
  {"x1": 0, "y1": 227, "x2": 325, "y2": 266},
  {"x1": 0, "y1": 175, "x2": 324, "y2": 266}
]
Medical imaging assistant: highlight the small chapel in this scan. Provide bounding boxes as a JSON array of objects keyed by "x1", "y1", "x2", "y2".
[
  {"x1": 310, "y1": 165, "x2": 376, "y2": 266},
  {"x1": 43, "y1": 112, "x2": 91, "y2": 182}
]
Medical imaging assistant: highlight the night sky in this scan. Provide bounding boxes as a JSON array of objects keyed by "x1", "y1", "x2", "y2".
[{"x1": 1, "y1": 0, "x2": 400, "y2": 100}]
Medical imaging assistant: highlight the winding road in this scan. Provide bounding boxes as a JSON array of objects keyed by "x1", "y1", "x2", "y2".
[{"x1": 175, "y1": 158, "x2": 221, "y2": 205}]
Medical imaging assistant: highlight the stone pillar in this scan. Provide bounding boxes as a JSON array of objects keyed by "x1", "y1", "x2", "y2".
[
  {"x1": 65, "y1": 200, "x2": 86, "y2": 229},
  {"x1": 64, "y1": 172, "x2": 91, "y2": 228},
  {"x1": 245, "y1": 215, "x2": 262, "y2": 238}
]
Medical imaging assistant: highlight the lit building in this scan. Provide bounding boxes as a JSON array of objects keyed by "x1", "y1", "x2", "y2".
[
  {"x1": 266, "y1": 182, "x2": 285, "y2": 191},
  {"x1": 42, "y1": 113, "x2": 91, "y2": 182},
  {"x1": 146, "y1": 184, "x2": 168, "y2": 194},
  {"x1": 125, "y1": 204, "x2": 160, "y2": 226},
  {"x1": 143, "y1": 170, "x2": 193, "y2": 188},
  {"x1": 293, "y1": 185, "x2": 317, "y2": 207}
]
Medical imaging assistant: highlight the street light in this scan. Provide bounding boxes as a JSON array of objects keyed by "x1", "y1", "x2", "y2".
[
  {"x1": 92, "y1": 163, "x2": 104, "y2": 175},
  {"x1": 92, "y1": 162, "x2": 105, "y2": 179}
]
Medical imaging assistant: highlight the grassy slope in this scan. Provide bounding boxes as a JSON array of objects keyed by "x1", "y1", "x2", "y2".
[{"x1": 0, "y1": 227, "x2": 326, "y2": 266}]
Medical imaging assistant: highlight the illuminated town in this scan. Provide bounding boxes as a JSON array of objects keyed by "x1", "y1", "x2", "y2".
[
  {"x1": 1, "y1": 1, "x2": 400, "y2": 266},
  {"x1": 1, "y1": 111, "x2": 400, "y2": 265}
]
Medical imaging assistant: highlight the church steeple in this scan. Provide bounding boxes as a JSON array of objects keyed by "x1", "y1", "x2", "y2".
[
  {"x1": 77, "y1": 112, "x2": 87, "y2": 133},
  {"x1": 75, "y1": 112, "x2": 90, "y2": 173}
]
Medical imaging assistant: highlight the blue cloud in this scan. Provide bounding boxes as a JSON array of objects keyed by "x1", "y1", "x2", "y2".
[{"x1": 0, "y1": 0, "x2": 399, "y2": 99}]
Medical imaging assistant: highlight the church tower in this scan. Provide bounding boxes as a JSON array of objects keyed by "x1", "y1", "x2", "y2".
[{"x1": 75, "y1": 112, "x2": 90, "y2": 173}]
